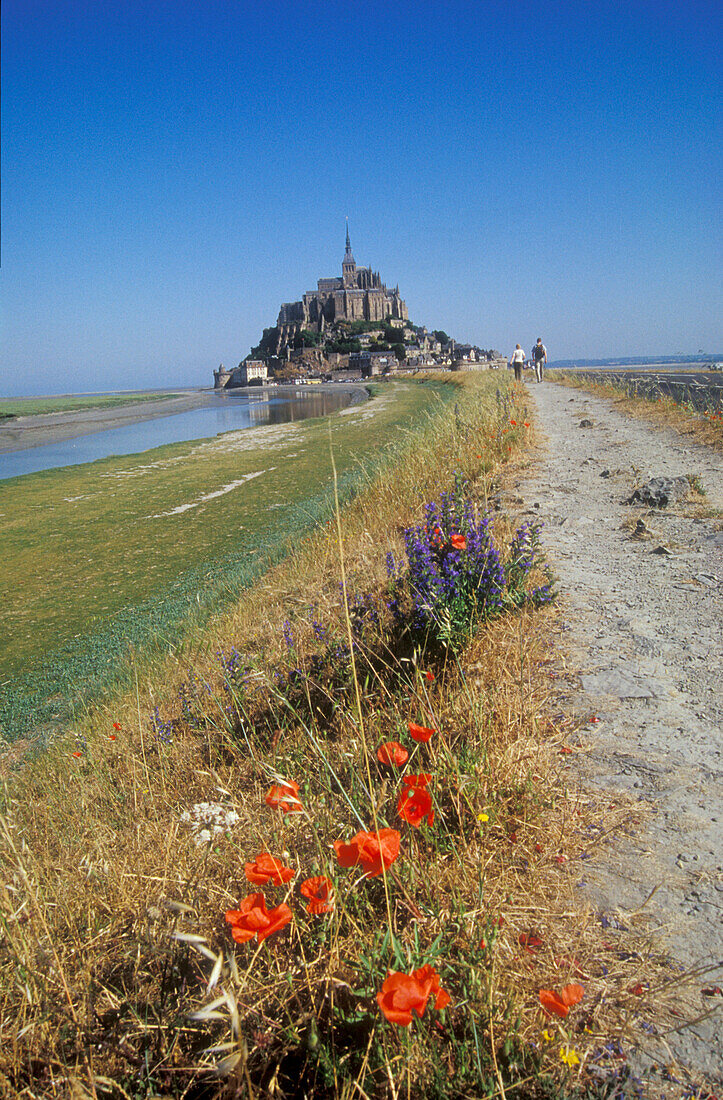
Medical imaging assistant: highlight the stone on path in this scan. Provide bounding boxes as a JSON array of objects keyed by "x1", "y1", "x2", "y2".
[{"x1": 628, "y1": 475, "x2": 691, "y2": 508}]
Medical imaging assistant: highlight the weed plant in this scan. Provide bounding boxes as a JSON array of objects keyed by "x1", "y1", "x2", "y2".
[{"x1": 0, "y1": 376, "x2": 707, "y2": 1099}]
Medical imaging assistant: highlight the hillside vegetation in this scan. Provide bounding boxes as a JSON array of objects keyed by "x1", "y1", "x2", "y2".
[
  {"x1": 0, "y1": 374, "x2": 685, "y2": 1099},
  {"x1": 0, "y1": 381, "x2": 447, "y2": 742}
]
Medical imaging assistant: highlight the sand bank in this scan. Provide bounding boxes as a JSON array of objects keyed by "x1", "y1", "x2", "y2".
[{"x1": 0, "y1": 384, "x2": 368, "y2": 455}]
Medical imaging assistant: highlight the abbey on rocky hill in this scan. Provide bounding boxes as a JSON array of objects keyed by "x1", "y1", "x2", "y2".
[{"x1": 276, "y1": 226, "x2": 408, "y2": 345}]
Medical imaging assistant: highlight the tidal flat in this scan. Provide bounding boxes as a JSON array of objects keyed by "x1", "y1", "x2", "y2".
[{"x1": 0, "y1": 379, "x2": 453, "y2": 741}]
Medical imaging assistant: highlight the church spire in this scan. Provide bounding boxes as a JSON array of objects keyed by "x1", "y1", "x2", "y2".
[{"x1": 342, "y1": 218, "x2": 356, "y2": 283}]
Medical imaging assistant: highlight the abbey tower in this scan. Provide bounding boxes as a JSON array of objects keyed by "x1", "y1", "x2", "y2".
[{"x1": 276, "y1": 226, "x2": 408, "y2": 346}]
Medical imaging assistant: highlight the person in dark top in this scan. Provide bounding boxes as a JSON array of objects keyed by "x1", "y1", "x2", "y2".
[{"x1": 533, "y1": 338, "x2": 547, "y2": 382}]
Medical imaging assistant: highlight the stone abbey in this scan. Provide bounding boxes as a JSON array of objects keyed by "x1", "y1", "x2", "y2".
[
  {"x1": 276, "y1": 226, "x2": 408, "y2": 344},
  {"x1": 213, "y1": 229, "x2": 502, "y2": 387}
]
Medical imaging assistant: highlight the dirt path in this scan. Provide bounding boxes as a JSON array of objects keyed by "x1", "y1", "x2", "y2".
[{"x1": 516, "y1": 381, "x2": 723, "y2": 1081}]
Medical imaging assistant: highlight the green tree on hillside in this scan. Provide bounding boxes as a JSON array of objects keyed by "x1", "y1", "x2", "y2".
[
  {"x1": 293, "y1": 330, "x2": 321, "y2": 349},
  {"x1": 327, "y1": 337, "x2": 362, "y2": 354}
]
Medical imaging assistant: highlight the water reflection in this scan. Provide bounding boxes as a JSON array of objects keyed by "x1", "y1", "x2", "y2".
[{"x1": 0, "y1": 389, "x2": 354, "y2": 481}]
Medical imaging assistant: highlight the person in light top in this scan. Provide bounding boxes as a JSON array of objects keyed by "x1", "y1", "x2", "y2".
[{"x1": 508, "y1": 344, "x2": 526, "y2": 381}]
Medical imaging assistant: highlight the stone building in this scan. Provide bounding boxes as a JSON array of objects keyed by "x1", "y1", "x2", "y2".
[
  {"x1": 213, "y1": 360, "x2": 267, "y2": 389},
  {"x1": 213, "y1": 364, "x2": 233, "y2": 389},
  {"x1": 239, "y1": 360, "x2": 267, "y2": 385},
  {"x1": 276, "y1": 227, "x2": 408, "y2": 345},
  {"x1": 348, "y1": 350, "x2": 398, "y2": 377}
]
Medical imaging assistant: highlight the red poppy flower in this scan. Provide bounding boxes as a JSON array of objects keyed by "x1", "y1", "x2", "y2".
[
  {"x1": 108, "y1": 735, "x2": 117, "y2": 741},
  {"x1": 112, "y1": 722, "x2": 121, "y2": 730},
  {"x1": 225, "y1": 893, "x2": 293, "y2": 943},
  {"x1": 539, "y1": 984, "x2": 584, "y2": 1018},
  {"x1": 377, "y1": 965, "x2": 450, "y2": 1026},
  {"x1": 265, "y1": 780, "x2": 303, "y2": 814},
  {"x1": 334, "y1": 828, "x2": 400, "y2": 877},
  {"x1": 408, "y1": 722, "x2": 435, "y2": 744},
  {"x1": 377, "y1": 741, "x2": 409, "y2": 767},
  {"x1": 398, "y1": 784, "x2": 434, "y2": 828},
  {"x1": 244, "y1": 853, "x2": 295, "y2": 885},
  {"x1": 300, "y1": 875, "x2": 334, "y2": 915},
  {"x1": 424, "y1": 670, "x2": 434, "y2": 682},
  {"x1": 559, "y1": 745, "x2": 573, "y2": 754},
  {"x1": 414, "y1": 963, "x2": 451, "y2": 1011},
  {"x1": 401, "y1": 772, "x2": 432, "y2": 788},
  {"x1": 510, "y1": 419, "x2": 517, "y2": 426},
  {"x1": 518, "y1": 932, "x2": 544, "y2": 953},
  {"x1": 449, "y1": 533, "x2": 466, "y2": 551},
  {"x1": 71, "y1": 751, "x2": 83, "y2": 759},
  {"x1": 524, "y1": 421, "x2": 530, "y2": 427}
]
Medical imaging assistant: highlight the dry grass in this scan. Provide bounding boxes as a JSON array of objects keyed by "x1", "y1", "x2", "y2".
[
  {"x1": 547, "y1": 371, "x2": 723, "y2": 450},
  {"x1": 0, "y1": 375, "x2": 714, "y2": 1099}
]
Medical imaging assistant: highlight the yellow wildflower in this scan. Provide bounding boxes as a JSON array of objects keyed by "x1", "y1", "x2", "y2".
[{"x1": 559, "y1": 1046, "x2": 580, "y2": 1067}]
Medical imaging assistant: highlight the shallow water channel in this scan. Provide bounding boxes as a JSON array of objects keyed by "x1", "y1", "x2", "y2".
[{"x1": 0, "y1": 388, "x2": 354, "y2": 480}]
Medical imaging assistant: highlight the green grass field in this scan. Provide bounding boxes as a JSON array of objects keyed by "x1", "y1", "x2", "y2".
[
  {"x1": 0, "y1": 380, "x2": 454, "y2": 740},
  {"x1": 0, "y1": 392, "x2": 180, "y2": 419}
]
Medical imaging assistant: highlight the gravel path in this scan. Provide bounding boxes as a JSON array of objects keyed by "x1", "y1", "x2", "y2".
[{"x1": 516, "y1": 381, "x2": 722, "y2": 1081}]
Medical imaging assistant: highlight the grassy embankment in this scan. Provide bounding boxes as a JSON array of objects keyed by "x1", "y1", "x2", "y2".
[
  {"x1": 546, "y1": 370, "x2": 723, "y2": 450},
  {"x1": 0, "y1": 394, "x2": 180, "y2": 421},
  {"x1": 0, "y1": 381, "x2": 447, "y2": 743},
  {"x1": 0, "y1": 374, "x2": 698, "y2": 1099}
]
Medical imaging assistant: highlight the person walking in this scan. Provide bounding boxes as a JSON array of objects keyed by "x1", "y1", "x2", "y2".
[
  {"x1": 533, "y1": 338, "x2": 547, "y2": 382},
  {"x1": 509, "y1": 344, "x2": 526, "y2": 382}
]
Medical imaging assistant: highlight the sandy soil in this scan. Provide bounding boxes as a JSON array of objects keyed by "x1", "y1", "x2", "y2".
[
  {"x1": 0, "y1": 391, "x2": 215, "y2": 454},
  {"x1": 0, "y1": 384, "x2": 368, "y2": 455},
  {"x1": 513, "y1": 380, "x2": 723, "y2": 1083}
]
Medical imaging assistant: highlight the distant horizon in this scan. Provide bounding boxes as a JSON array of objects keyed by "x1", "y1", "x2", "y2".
[{"x1": 2, "y1": 350, "x2": 722, "y2": 401}]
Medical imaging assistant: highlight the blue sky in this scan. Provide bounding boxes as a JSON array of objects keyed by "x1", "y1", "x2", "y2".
[{"x1": 2, "y1": 0, "x2": 721, "y2": 395}]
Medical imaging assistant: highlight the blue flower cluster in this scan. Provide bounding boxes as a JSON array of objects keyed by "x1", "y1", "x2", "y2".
[
  {"x1": 505, "y1": 520, "x2": 556, "y2": 607},
  {"x1": 396, "y1": 482, "x2": 555, "y2": 647},
  {"x1": 150, "y1": 706, "x2": 174, "y2": 745}
]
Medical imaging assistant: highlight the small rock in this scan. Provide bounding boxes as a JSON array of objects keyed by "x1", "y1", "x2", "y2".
[
  {"x1": 600, "y1": 469, "x2": 611, "y2": 478},
  {"x1": 579, "y1": 418, "x2": 594, "y2": 428},
  {"x1": 627, "y1": 476, "x2": 690, "y2": 508},
  {"x1": 632, "y1": 519, "x2": 653, "y2": 540},
  {"x1": 652, "y1": 545, "x2": 673, "y2": 556}
]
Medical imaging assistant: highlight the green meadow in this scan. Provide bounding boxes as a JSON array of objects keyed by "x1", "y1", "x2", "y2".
[
  {"x1": 0, "y1": 380, "x2": 453, "y2": 741},
  {"x1": 0, "y1": 392, "x2": 179, "y2": 419}
]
